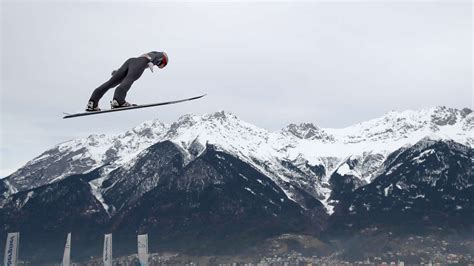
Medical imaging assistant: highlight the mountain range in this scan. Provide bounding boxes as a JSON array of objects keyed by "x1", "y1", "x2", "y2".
[{"x1": 0, "y1": 106, "x2": 472, "y2": 262}]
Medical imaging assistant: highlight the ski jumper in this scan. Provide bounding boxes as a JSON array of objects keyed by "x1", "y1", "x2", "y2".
[{"x1": 89, "y1": 52, "x2": 167, "y2": 107}]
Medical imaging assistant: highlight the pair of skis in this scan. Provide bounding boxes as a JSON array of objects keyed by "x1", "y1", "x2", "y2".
[{"x1": 63, "y1": 94, "x2": 206, "y2": 119}]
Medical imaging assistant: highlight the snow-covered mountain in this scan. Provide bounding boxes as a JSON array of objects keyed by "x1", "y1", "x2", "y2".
[
  {"x1": 5, "y1": 106, "x2": 473, "y2": 214},
  {"x1": 330, "y1": 138, "x2": 473, "y2": 231},
  {"x1": 1, "y1": 106, "x2": 472, "y2": 262},
  {"x1": 5, "y1": 120, "x2": 167, "y2": 191}
]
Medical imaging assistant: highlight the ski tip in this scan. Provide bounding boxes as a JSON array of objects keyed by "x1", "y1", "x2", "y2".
[
  {"x1": 186, "y1": 94, "x2": 206, "y2": 101},
  {"x1": 62, "y1": 112, "x2": 72, "y2": 119}
]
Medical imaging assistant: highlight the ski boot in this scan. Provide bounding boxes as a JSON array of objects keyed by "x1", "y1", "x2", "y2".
[
  {"x1": 110, "y1": 99, "x2": 137, "y2": 109},
  {"x1": 86, "y1": 100, "x2": 101, "y2": 112}
]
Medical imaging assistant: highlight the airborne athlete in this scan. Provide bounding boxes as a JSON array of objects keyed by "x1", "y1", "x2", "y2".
[
  {"x1": 86, "y1": 51, "x2": 169, "y2": 112},
  {"x1": 62, "y1": 51, "x2": 205, "y2": 119}
]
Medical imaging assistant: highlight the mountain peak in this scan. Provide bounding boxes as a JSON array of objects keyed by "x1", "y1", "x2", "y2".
[
  {"x1": 429, "y1": 106, "x2": 465, "y2": 126},
  {"x1": 283, "y1": 123, "x2": 335, "y2": 142},
  {"x1": 163, "y1": 111, "x2": 268, "y2": 157},
  {"x1": 205, "y1": 110, "x2": 239, "y2": 121},
  {"x1": 328, "y1": 106, "x2": 472, "y2": 145},
  {"x1": 172, "y1": 111, "x2": 239, "y2": 128},
  {"x1": 126, "y1": 119, "x2": 168, "y2": 138}
]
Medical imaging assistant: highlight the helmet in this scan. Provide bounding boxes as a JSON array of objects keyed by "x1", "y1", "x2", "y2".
[
  {"x1": 147, "y1": 51, "x2": 168, "y2": 69},
  {"x1": 158, "y1": 52, "x2": 168, "y2": 69}
]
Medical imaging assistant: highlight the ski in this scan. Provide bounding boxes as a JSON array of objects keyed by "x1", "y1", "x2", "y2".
[{"x1": 63, "y1": 94, "x2": 206, "y2": 119}]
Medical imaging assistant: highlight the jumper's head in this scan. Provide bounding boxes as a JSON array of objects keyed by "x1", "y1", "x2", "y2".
[
  {"x1": 147, "y1": 51, "x2": 168, "y2": 69},
  {"x1": 158, "y1": 52, "x2": 168, "y2": 69}
]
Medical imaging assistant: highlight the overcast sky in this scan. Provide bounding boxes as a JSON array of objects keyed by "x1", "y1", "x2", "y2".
[{"x1": 1, "y1": 1, "x2": 472, "y2": 176}]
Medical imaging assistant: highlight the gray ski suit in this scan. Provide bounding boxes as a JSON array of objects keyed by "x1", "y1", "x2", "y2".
[{"x1": 89, "y1": 51, "x2": 167, "y2": 106}]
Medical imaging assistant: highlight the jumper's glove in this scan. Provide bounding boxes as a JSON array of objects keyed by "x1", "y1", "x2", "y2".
[{"x1": 111, "y1": 70, "x2": 117, "y2": 76}]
